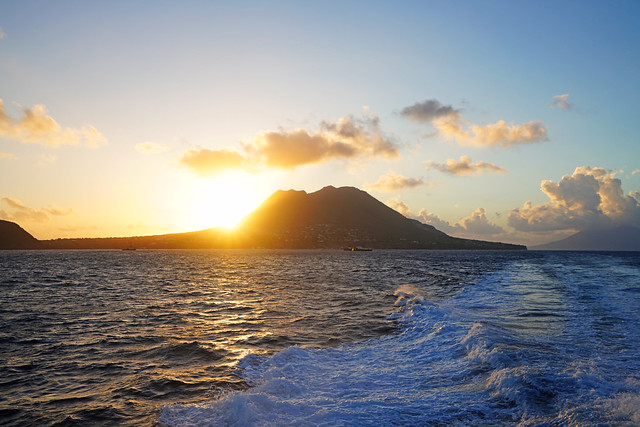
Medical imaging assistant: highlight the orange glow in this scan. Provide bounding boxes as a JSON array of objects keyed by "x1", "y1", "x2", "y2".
[{"x1": 186, "y1": 173, "x2": 265, "y2": 230}]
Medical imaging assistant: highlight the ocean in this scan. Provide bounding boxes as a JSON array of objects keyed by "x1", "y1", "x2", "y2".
[{"x1": 1, "y1": 249, "x2": 639, "y2": 426}]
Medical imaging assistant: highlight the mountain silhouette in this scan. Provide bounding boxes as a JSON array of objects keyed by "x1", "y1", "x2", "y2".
[
  {"x1": 30, "y1": 186, "x2": 525, "y2": 250},
  {"x1": 235, "y1": 186, "x2": 523, "y2": 249},
  {"x1": 532, "y1": 225, "x2": 640, "y2": 251},
  {"x1": 0, "y1": 220, "x2": 41, "y2": 249}
]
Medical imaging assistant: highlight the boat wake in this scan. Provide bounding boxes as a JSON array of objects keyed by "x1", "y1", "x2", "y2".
[{"x1": 159, "y1": 256, "x2": 640, "y2": 426}]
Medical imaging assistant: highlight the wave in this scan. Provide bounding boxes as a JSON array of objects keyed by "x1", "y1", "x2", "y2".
[{"x1": 159, "y1": 257, "x2": 640, "y2": 426}]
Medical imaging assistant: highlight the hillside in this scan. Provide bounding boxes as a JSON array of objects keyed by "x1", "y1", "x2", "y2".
[
  {"x1": 533, "y1": 225, "x2": 640, "y2": 251},
  {"x1": 235, "y1": 186, "x2": 524, "y2": 250},
  {"x1": 0, "y1": 220, "x2": 41, "y2": 249},
  {"x1": 36, "y1": 186, "x2": 525, "y2": 250}
]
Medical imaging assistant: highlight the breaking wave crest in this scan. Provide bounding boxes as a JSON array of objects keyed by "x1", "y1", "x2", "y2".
[{"x1": 159, "y1": 255, "x2": 640, "y2": 426}]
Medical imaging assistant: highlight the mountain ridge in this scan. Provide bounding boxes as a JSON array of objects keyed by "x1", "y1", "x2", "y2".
[
  {"x1": 0, "y1": 220, "x2": 41, "y2": 249},
  {"x1": 532, "y1": 225, "x2": 640, "y2": 251},
  {"x1": 5, "y1": 186, "x2": 525, "y2": 250}
]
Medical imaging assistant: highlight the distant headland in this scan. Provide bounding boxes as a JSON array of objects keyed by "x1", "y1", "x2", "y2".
[{"x1": 1, "y1": 186, "x2": 525, "y2": 250}]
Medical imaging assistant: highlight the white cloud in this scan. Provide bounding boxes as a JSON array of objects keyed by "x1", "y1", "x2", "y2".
[
  {"x1": 0, "y1": 27, "x2": 5, "y2": 39},
  {"x1": 400, "y1": 98, "x2": 548, "y2": 147},
  {"x1": 0, "y1": 99, "x2": 107, "y2": 148},
  {"x1": 426, "y1": 155, "x2": 506, "y2": 175},
  {"x1": 508, "y1": 166, "x2": 640, "y2": 232},
  {"x1": 0, "y1": 152, "x2": 17, "y2": 160},
  {"x1": 366, "y1": 172, "x2": 426, "y2": 192},
  {"x1": 387, "y1": 199, "x2": 504, "y2": 237},
  {"x1": 417, "y1": 207, "x2": 504, "y2": 236},
  {"x1": 548, "y1": 94, "x2": 573, "y2": 110}
]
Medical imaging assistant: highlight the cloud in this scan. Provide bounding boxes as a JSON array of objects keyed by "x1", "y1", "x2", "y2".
[
  {"x1": 0, "y1": 27, "x2": 5, "y2": 39},
  {"x1": 548, "y1": 94, "x2": 573, "y2": 110},
  {"x1": 0, "y1": 152, "x2": 17, "y2": 160},
  {"x1": 387, "y1": 199, "x2": 504, "y2": 236},
  {"x1": 433, "y1": 113, "x2": 548, "y2": 147},
  {"x1": 387, "y1": 199, "x2": 413, "y2": 217},
  {"x1": 179, "y1": 112, "x2": 398, "y2": 176},
  {"x1": 426, "y1": 155, "x2": 506, "y2": 176},
  {"x1": 399, "y1": 99, "x2": 458, "y2": 122},
  {"x1": 632, "y1": 169, "x2": 640, "y2": 175},
  {"x1": 136, "y1": 142, "x2": 170, "y2": 154},
  {"x1": 0, "y1": 99, "x2": 107, "y2": 148},
  {"x1": 178, "y1": 148, "x2": 246, "y2": 177},
  {"x1": 365, "y1": 172, "x2": 426, "y2": 192},
  {"x1": 417, "y1": 207, "x2": 504, "y2": 235},
  {"x1": 0, "y1": 197, "x2": 73, "y2": 223},
  {"x1": 400, "y1": 98, "x2": 548, "y2": 147},
  {"x1": 508, "y1": 166, "x2": 640, "y2": 232}
]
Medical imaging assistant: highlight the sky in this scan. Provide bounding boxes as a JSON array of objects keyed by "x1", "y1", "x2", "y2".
[{"x1": 1, "y1": 1, "x2": 639, "y2": 246}]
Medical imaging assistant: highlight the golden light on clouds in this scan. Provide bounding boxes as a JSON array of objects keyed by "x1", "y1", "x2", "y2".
[
  {"x1": 508, "y1": 166, "x2": 640, "y2": 231},
  {"x1": 0, "y1": 197, "x2": 73, "y2": 223},
  {"x1": 426, "y1": 155, "x2": 506, "y2": 175},
  {"x1": 0, "y1": 99, "x2": 107, "y2": 148},
  {"x1": 432, "y1": 113, "x2": 548, "y2": 147},
  {"x1": 400, "y1": 98, "x2": 548, "y2": 147},
  {"x1": 177, "y1": 112, "x2": 398, "y2": 177},
  {"x1": 365, "y1": 172, "x2": 426, "y2": 192}
]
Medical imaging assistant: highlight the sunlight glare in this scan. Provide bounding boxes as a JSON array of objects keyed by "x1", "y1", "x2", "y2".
[{"x1": 190, "y1": 173, "x2": 264, "y2": 230}]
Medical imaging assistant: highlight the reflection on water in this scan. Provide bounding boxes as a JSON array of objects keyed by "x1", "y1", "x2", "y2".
[{"x1": 1, "y1": 249, "x2": 639, "y2": 425}]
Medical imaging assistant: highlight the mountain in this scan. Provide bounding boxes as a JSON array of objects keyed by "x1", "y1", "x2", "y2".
[
  {"x1": 0, "y1": 220, "x2": 41, "y2": 249},
  {"x1": 36, "y1": 186, "x2": 525, "y2": 250},
  {"x1": 235, "y1": 186, "x2": 524, "y2": 250},
  {"x1": 532, "y1": 225, "x2": 640, "y2": 251}
]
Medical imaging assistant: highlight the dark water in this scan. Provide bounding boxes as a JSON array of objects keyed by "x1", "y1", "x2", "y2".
[{"x1": 1, "y1": 250, "x2": 639, "y2": 426}]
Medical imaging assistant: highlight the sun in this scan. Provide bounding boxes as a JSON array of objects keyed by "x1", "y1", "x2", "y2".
[{"x1": 187, "y1": 174, "x2": 265, "y2": 231}]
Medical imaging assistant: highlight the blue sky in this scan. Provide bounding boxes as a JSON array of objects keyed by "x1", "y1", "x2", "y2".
[{"x1": 1, "y1": 1, "x2": 639, "y2": 245}]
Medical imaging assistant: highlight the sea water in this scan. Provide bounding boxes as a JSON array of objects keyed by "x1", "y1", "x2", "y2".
[{"x1": 1, "y1": 250, "x2": 639, "y2": 425}]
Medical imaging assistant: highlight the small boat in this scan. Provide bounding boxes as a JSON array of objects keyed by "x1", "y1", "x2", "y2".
[
  {"x1": 343, "y1": 246, "x2": 373, "y2": 251},
  {"x1": 122, "y1": 244, "x2": 136, "y2": 251}
]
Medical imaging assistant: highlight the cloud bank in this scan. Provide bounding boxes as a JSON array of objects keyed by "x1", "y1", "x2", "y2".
[
  {"x1": 0, "y1": 99, "x2": 107, "y2": 148},
  {"x1": 508, "y1": 166, "x2": 640, "y2": 232},
  {"x1": 426, "y1": 155, "x2": 505, "y2": 175},
  {"x1": 417, "y1": 207, "x2": 504, "y2": 236},
  {"x1": 179, "y1": 113, "x2": 398, "y2": 176},
  {"x1": 0, "y1": 197, "x2": 73, "y2": 223},
  {"x1": 387, "y1": 199, "x2": 504, "y2": 237},
  {"x1": 401, "y1": 98, "x2": 548, "y2": 147},
  {"x1": 365, "y1": 172, "x2": 426, "y2": 192}
]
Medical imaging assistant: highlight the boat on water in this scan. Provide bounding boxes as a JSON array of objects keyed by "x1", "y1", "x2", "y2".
[
  {"x1": 343, "y1": 246, "x2": 373, "y2": 251},
  {"x1": 122, "y1": 245, "x2": 136, "y2": 251}
]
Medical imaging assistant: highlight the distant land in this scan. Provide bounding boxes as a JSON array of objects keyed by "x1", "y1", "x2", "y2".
[
  {"x1": 1, "y1": 186, "x2": 527, "y2": 250},
  {"x1": 531, "y1": 225, "x2": 640, "y2": 251},
  {"x1": 0, "y1": 220, "x2": 41, "y2": 249}
]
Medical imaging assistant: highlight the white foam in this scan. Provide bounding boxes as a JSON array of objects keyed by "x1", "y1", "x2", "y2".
[{"x1": 160, "y1": 257, "x2": 640, "y2": 426}]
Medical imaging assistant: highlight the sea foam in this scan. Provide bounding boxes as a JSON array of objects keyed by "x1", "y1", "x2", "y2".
[{"x1": 160, "y1": 254, "x2": 640, "y2": 426}]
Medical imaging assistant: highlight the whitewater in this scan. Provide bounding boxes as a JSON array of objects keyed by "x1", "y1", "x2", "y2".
[
  {"x1": 1, "y1": 250, "x2": 639, "y2": 426},
  {"x1": 160, "y1": 251, "x2": 640, "y2": 426}
]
